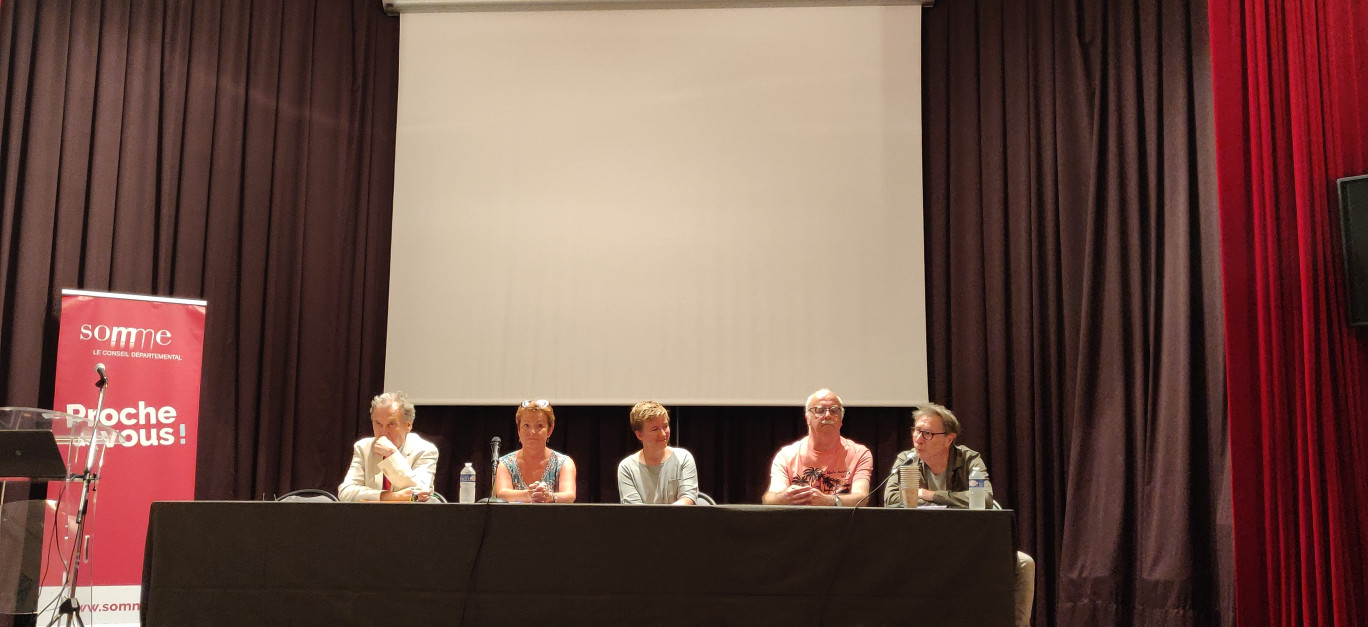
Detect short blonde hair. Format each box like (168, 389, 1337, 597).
(515, 400, 556, 429)
(629, 401, 669, 433)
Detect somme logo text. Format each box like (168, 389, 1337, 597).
(79, 323, 173, 350)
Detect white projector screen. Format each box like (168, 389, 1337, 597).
(386, 5, 928, 406)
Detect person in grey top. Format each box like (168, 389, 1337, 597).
(617, 401, 699, 505)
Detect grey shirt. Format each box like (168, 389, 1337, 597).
(617, 448, 700, 504)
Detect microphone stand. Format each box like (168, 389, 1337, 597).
(485, 437, 506, 503)
(48, 369, 109, 627)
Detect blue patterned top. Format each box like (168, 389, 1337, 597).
(499, 449, 569, 490)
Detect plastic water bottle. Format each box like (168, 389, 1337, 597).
(459, 462, 476, 503)
(968, 466, 988, 510)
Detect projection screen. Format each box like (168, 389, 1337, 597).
(386, 4, 928, 406)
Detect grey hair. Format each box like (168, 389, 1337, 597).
(805, 388, 844, 412)
(913, 402, 959, 436)
(370, 391, 416, 424)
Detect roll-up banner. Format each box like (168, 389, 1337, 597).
(43, 290, 207, 624)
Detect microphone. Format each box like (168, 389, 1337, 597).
(854, 452, 918, 508)
(94, 363, 108, 388)
(484, 436, 507, 503)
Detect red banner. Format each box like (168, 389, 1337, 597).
(45, 290, 206, 621)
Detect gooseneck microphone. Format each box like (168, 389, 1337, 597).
(490, 436, 501, 461)
(94, 363, 108, 388)
(854, 453, 918, 508)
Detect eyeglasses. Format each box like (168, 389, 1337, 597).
(520, 399, 550, 409)
(807, 406, 843, 417)
(913, 429, 946, 440)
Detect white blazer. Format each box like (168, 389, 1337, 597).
(337, 432, 439, 502)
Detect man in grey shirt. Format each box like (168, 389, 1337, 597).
(617, 401, 699, 505)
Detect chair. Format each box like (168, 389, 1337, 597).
(276, 489, 338, 503)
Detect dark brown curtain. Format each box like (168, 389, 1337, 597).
(0, 0, 399, 501)
(922, 1, 1231, 625)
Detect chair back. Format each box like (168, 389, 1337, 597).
(277, 489, 339, 503)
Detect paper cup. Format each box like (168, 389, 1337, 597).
(898, 464, 921, 508)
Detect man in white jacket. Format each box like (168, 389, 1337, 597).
(338, 391, 438, 502)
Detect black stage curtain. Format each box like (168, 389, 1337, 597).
(0, 0, 399, 501)
(922, 1, 1232, 625)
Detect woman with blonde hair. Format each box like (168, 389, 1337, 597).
(493, 399, 577, 503)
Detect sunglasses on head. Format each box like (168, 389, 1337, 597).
(520, 399, 550, 409)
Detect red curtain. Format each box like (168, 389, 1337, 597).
(1209, 0, 1368, 624)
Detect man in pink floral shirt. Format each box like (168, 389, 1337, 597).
(762, 389, 873, 507)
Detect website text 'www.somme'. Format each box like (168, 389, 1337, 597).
(88, 602, 140, 612)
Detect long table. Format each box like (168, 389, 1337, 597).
(141, 502, 1015, 625)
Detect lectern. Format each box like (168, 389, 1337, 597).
(0, 408, 115, 623)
